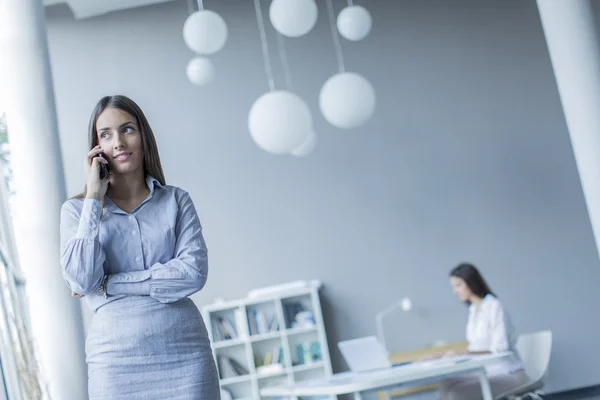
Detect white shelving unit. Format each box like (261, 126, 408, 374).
(202, 285, 335, 400)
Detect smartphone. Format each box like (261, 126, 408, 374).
(97, 152, 110, 180)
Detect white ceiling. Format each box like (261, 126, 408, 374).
(43, 0, 177, 19)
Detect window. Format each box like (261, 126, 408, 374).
(0, 114, 13, 214)
(0, 113, 47, 399)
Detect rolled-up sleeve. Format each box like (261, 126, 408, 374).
(489, 302, 510, 353)
(106, 191, 208, 303)
(60, 199, 106, 295)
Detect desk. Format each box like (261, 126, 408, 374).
(381, 341, 469, 399)
(260, 352, 512, 400)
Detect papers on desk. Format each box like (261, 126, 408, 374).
(412, 352, 515, 371)
(414, 354, 472, 369)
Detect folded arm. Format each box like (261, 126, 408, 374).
(106, 191, 208, 303)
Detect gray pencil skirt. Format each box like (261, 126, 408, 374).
(86, 296, 220, 400)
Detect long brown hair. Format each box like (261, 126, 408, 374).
(450, 263, 495, 305)
(74, 95, 166, 198)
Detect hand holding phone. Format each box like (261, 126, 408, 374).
(85, 146, 109, 200)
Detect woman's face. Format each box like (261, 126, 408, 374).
(450, 276, 473, 302)
(96, 107, 143, 177)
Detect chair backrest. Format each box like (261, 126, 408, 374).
(515, 330, 553, 383)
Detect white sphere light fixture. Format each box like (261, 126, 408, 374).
(337, 5, 372, 41)
(183, 10, 228, 55)
(269, 0, 318, 38)
(319, 72, 376, 129)
(186, 56, 215, 86)
(291, 129, 317, 157)
(401, 297, 412, 312)
(249, 91, 312, 154)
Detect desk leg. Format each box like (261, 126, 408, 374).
(477, 369, 493, 400)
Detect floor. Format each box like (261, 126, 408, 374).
(546, 386, 600, 400)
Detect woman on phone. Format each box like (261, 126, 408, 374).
(439, 263, 529, 400)
(60, 95, 220, 399)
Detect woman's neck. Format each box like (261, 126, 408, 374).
(470, 295, 483, 309)
(107, 169, 147, 200)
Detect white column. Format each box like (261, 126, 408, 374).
(0, 1, 88, 399)
(537, 0, 600, 260)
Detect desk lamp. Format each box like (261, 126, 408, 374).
(375, 297, 412, 352)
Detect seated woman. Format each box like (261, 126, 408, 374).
(439, 263, 529, 400)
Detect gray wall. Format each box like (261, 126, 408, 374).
(45, 0, 600, 394)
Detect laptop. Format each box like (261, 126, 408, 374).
(337, 336, 392, 373)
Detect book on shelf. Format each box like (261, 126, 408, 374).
(247, 308, 279, 335)
(255, 345, 283, 368)
(217, 355, 249, 379)
(212, 317, 236, 341)
(212, 309, 247, 341)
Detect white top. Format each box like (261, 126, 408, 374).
(466, 294, 524, 374)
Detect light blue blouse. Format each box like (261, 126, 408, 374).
(59, 176, 208, 311)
